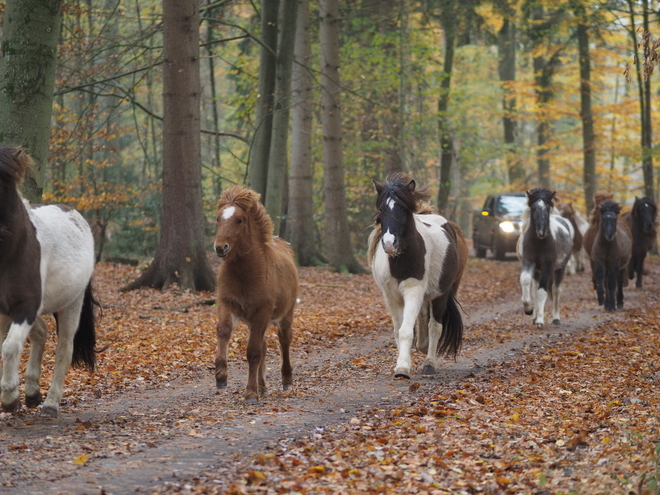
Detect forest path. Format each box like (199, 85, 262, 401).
(0, 254, 631, 494)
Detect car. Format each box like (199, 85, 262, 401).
(472, 192, 527, 260)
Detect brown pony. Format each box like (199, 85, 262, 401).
(214, 185, 299, 404)
(556, 200, 587, 273)
(583, 191, 614, 288)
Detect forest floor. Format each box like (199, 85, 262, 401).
(2, 246, 660, 494)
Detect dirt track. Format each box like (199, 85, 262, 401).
(0, 251, 646, 494)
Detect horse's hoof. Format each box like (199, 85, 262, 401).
(1, 398, 21, 413)
(25, 393, 43, 408)
(421, 364, 436, 375)
(524, 309, 533, 316)
(41, 405, 58, 418)
(552, 319, 561, 326)
(245, 396, 259, 405)
(394, 372, 411, 380)
(282, 383, 292, 392)
(215, 378, 227, 389)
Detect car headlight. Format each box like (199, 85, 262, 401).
(499, 221, 515, 233)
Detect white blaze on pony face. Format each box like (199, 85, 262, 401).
(382, 228, 396, 255)
(222, 206, 236, 220)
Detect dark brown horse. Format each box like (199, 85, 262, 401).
(622, 196, 657, 289)
(214, 186, 299, 404)
(589, 200, 632, 311)
(583, 191, 614, 290)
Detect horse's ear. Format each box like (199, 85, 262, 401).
(373, 180, 385, 194)
(407, 180, 416, 192)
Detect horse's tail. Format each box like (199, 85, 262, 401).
(72, 281, 98, 371)
(437, 292, 463, 360)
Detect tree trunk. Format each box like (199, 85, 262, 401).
(319, 0, 365, 274)
(123, 0, 215, 293)
(0, 0, 62, 202)
(286, 0, 323, 266)
(497, 17, 523, 185)
(531, 6, 553, 188)
(246, 0, 279, 198)
(436, 2, 456, 215)
(573, 2, 597, 213)
(265, 0, 298, 235)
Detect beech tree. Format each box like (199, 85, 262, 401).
(123, 0, 215, 292)
(0, 0, 62, 202)
(286, 0, 323, 266)
(320, 0, 364, 274)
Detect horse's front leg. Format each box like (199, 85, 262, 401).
(616, 266, 626, 310)
(245, 310, 271, 404)
(1, 318, 34, 413)
(25, 317, 48, 408)
(214, 306, 238, 389)
(519, 262, 534, 316)
(393, 282, 425, 379)
(534, 262, 554, 328)
(593, 261, 605, 306)
(635, 253, 646, 290)
(550, 269, 566, 325)
(604, 263, 618, 312)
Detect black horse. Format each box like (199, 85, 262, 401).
(622, 197, 657, 289)
(591, 200, 632, 311)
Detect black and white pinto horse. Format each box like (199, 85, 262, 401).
(517, 188, 574, 327)
(622, 196, 657, 289)
(0, 148, 97, 417)
(368, 174, 465, 379)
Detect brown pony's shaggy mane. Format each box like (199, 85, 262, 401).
(0, 147, 31, 186)
(217, 185, 274, 245)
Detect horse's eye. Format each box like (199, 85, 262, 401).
(236, 218, 243, 224)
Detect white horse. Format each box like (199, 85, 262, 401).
(368, 174, 466, 379)
(518, 188, 574, 327)
(0, 148, 97, 417)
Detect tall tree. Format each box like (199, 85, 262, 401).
(572, 0, 597, 213)
(496, 11, 524, 184)
(319, 0, 365, 274)
(0, 0, 62, 202)
(286, 0, 323, 266)
(265, 0, 298, 234)
(625, 0, 654, 200)
(123, 0, 215, 292)
(436, 0, 457, 214)
(246, 0, 279, 198)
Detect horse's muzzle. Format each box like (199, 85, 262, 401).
(215, 244, 230, 257)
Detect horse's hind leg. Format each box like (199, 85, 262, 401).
(277, 311, 294, 392)
(245, 310, 271, 404)
(42, 302, 83, 417)
(0, 315, 10, 384)
(1, 319, 34, 413)
(258, 336, 268, 397)
(25, 317, 48, 408)
(421, 298, 444, 375)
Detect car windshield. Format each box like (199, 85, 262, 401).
(495, 195, 527, 216)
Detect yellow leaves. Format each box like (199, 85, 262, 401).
(73, 454, 89, 466)
(245, 470, 266, 486)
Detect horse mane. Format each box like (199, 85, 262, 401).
(369, 173, 434, 264)
(375, 172, 431, 214)
(526, 187, 556, 208)
(590, 191, 614, 223)
(599, 199, 621, 216)
(0, 148, 32, 186)
(633, 196, 657, 217)
(217, 185, 274, 244)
